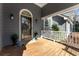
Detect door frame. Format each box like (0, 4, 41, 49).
(19, 9, 33, 42)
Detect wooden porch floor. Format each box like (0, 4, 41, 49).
(23, 38, 79, 56)
(0, 38, 79, 56)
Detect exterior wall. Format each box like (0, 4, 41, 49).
(0, 4, 3, 50)
(2, 3, 41, 47)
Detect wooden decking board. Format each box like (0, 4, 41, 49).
(0, 37, 79, 56)
(23, 38, 79, 56)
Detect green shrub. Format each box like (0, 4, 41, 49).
(52, 24, 59, 31)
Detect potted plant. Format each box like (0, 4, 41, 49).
(11, 33, 18, 46)
(33, 32, 38, 39)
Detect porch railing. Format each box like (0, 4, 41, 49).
(41, 30, 67, 42)
(66, 32, 79, 49)
(41, 30, 79, 49)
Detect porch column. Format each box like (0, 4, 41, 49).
(43, 19, 45, 30)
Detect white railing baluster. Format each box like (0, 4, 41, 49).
(41, 30, 67, 42)
(41, 30, 79, 48)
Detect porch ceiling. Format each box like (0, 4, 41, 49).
(62, 8, 79, 22)
(34, 3, 47, 8)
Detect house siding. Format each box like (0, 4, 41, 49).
(0, 4, 3, 50)
(2, 3, 42, 47)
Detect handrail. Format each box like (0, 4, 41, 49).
(41, 30, 79, 49)
(41, 30, 67, 42)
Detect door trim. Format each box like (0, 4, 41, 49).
(19, 9, 33, 42)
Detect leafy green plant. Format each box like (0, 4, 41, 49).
(52, 24, 59, 31)
(11, 33, 18, 46)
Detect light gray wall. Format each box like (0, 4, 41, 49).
(0, 4, 3, 50)
(42, 3, 78, 17)
(2, 3, 42, 47)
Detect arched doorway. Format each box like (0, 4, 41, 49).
(19, 9, 33, 44)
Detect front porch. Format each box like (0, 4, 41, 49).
(23, 38, 79, 56)
(0, 3, 79, 56)
(0, 38, 79, 56)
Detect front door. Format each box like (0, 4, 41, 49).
(21, 15, 32, 43)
